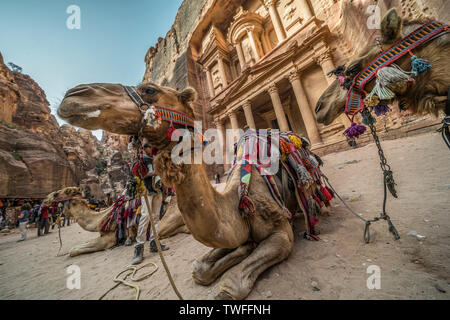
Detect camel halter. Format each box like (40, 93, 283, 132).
(122, 85, 195, 139)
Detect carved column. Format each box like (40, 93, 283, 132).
(242, 100, 256, 129)
(246, 27, 262, 61)
(289, 71, 323, 145)
(217, 57, 228, 87)
(235, 42, 247, 71)
(264, 0, 286, 42)
(297, 0, 314, 20)
(204, 67, 215, 98)
(268, 84, 290, 131)
(228, 110, 239, 130)
(215, 118, 228, 171)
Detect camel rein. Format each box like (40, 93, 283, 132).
(123, 84, 184, 300)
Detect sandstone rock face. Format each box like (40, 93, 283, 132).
(0, 51, 130, 199)
(99, 132, 132, 199)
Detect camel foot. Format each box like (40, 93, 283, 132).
(217, 229, 293, 300)
(193, 243, 254, 286)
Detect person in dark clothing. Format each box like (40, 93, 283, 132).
(37, 203, 50, 236)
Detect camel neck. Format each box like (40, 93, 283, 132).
(68, 202, 112, 232)
(155, 148, 249, 248)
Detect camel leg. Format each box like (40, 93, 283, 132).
(192, 243, 255, 286)
(69, 232, 116, 257)
(216, 229, 293, 300)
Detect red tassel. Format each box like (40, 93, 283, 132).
(313, 194, 323, 207)
(320, 185, 333, 202)
(167, 125, 176, 140)
(239, 195, 256, 217)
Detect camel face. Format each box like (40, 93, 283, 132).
(58, 82, 197, 146)
(43, 187, 82, 206)
(315, 79, 347, 125)
(58, 83, 141, 134)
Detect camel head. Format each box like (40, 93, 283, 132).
(58, 82, 197, 148)
(43, 187, 84, 216)
(316, 8, 408, 125)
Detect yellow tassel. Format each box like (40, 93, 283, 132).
(288, 135, 302, 150)
(136, 206, 142, 215)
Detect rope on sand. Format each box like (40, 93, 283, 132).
(99, 262, 158, 300)
(143, 191, 184, 300)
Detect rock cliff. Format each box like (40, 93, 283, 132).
(0, 51, 130, 199)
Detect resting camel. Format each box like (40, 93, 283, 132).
(44, 187, 183, 256)
(316, 9, 450, 126)
(56, 81, 328, 299)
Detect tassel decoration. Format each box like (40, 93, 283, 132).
(167, 125, 177, 140)
(362, 111, 376, 125)
(344, 122, 366, 139)
(411, 55, 432, 76)
(308, 197, 322, 218)
(320, 185, 333, 202)
(373, 104, 391, 116)
(325, 186, 334, 198)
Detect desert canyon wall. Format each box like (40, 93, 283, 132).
(0, 52, 130, 199)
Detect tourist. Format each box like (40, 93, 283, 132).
(215, 172, 220, 184)
(17, 203, 31, 242)
(0, 211, 6, 230)
(37, 202, 49, 236)
(131, 142, 169, 265)
(50, 202, 59, 229)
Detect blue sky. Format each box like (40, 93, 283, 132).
(0, 0, 183, 138)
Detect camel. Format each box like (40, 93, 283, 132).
(43, 187, 183, 256)
(57, 81, 327, 300)
(315, 9, 450, 126)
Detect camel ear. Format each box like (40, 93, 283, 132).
(380, 8, 402, 43)
(178, 87, 197, 104)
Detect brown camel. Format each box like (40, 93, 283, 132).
(315, 9, 450, 126)
(44, 187, 182, 256)
(57, 82, 326, 300)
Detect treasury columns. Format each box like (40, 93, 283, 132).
(242, 100, 256, 130)
(264, 0, 286, 43)
(289, 71, 323, 145)
(268, 84, 290, 131)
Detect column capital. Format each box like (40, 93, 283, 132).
(267, 83, 279, 95)
(226, 109, 237, 118)
(288, 70, 300, 83)
(214, 117, 223, 126)
(313, 49, 334, 66)
(242, 100, 252, 109)
(263, 0, 276, 8)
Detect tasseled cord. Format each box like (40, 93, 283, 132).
(344, 122, 366, 139)
(373, 104, 391, 116)
(239, 195, 256, 217)
(411, 55, 432, 77)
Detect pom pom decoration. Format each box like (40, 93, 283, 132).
(344, 122, 367, 139)
(411, 55, 432, 76)
(373, 104, 391, 116)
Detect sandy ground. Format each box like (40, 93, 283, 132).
(0, 130, 449, 300)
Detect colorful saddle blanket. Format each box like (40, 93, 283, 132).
(228, 130, 334, 239)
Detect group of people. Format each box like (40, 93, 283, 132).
(0, 198, 72, 242)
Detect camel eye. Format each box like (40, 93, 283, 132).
(145, 88, 157, 95)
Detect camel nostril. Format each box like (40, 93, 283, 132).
(315, 101, 323, 114)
